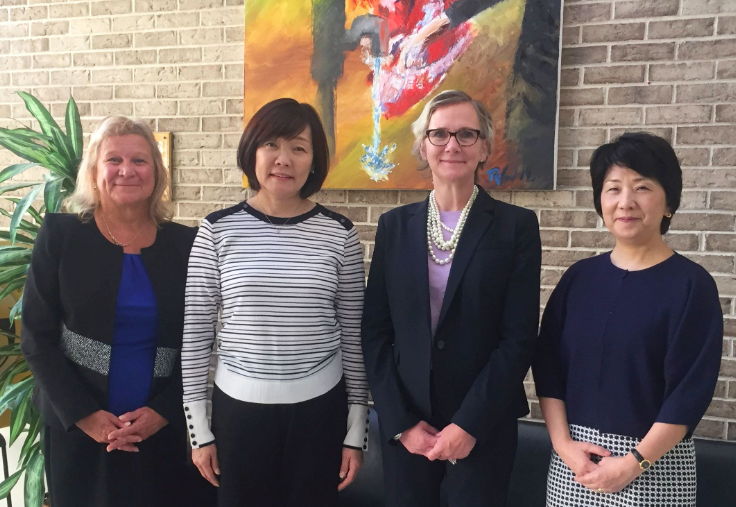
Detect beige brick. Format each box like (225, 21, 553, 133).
(134, 0, 177, 12)
(570, 230, 616, 248)
(202, 45, 243, 63)
(564, 3, 611, 24)
(224, 167, 245, 184)
(649, 18, 715, 39)
(677, 82, 736, 103)
(48, 35, 90, 51)
(155, 12, 199, 28)
(224, 64, 243, 81)
(91, 0, 131, 16)
(72, 85, 113, 100)
(115, 84, 155, 99)
(9, 5, 48, 22)
(678, 126, 736, 145)
(584, 65, 645, 85)
(68, 18, 111, 35)
(133, 65, 177, 82)
(90, 68, 132, 84)
(324, 206, 368, 223)
(225, 26, 244, 43)
(580, 107, 643, 126)
(159, 117, 200, 132)
(178, 202, 223, 218)
(72, 51, 113, 67)
(679, 39, 736, 60)
(540, 210, 598, 228)
(135, 30, 176, 47)
(562, 26, 580, 45)
(134, 101, 177, 116)
(178, 64, 222, 81)
(159, 48, 202, 64)
(610, 126, 673, 141)
(682, 0, 736, 15)
(0, 55, 31, 70)
(91, 102, 134, 116)
(714, 148, 736, 166)
(609, 85, 672, 105)
(202, 116, 243, 132)
(180, 27, 224, 46)
(560, 68, 580, 87)
(558, 128, 607, 147)
(717, 60, 736, 79)
(178, 168, 223, 184)
(226, 99, 243, 114)
(0, 23, 29, 37)
(719, 16, 736, 35)
(711, 192, 736, 211)
(179, 0, 225, 10)
(200, 7, 242, 26)
(12, 71, 49, 87)
(557, 168, 594, 187)
(202, 186, 245, 201)
(399, 191, 430, 204)
(31, 20, 69, 36)
(173, 133, 222, 149)
(352, 224, 376, 242)
(203, 81, 243, 97)
(561, 46, 608, 66)
(705, 399, 736, 419)
(677, 147, 710, 166)
(172, 185, 202, 201)
(370, 206, 397, 223)
(664, 233, 700, 251)
(611, 42, 675, 62)
(226, 0, 244, 5)
(542, 249, 596, 267)
(91, 34, 132, 50)
(514, 191, 575, 208)
(157, 83, 201, 99)
(722, 357, 736, 377)
(558, 109, 575, 127)
(614, 0, 679, 19)
(581, 22, 645, 43)
(649, 62, 715, 82)
(575, 147, 595, 167)
(202, 150, 236, 167)
(348, 190, 399, 205)
(716, 104, 736, 123)
(115, 49, 157, 65)
(679, 191, 708, 210)
(49, 69, 90, 85)
(33, 53, 72, 68)
(685, 254, 735, 273)
(540, 230, 569, 248)
(10, 38, 49, 53)
(112, 14, 155, 32)
(172, 150, 201, 168)
(671, 212, 734, 231)
(560, 88, 605, 106)
(179, 99, 223, 115)
(694, 419, 725, 438)
(684, 169, 736, 188)
(557, 149, 575, 167)
(646, 105, 712, 124)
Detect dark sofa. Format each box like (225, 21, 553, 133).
(339, 411, 736, 507)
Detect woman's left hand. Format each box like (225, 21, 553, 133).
(574, 455, 643, 493)
(106, 407, 168, 452)
(337, 447, 363, 491)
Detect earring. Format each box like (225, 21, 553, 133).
(665, 213, 672, 218)
(310, 169, 315, 174)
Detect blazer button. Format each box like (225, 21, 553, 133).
(436, 340, 445, 350)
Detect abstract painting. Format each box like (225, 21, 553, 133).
(244, 0, 562, 190)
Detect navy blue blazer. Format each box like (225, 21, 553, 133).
(361, 188, 541, 445)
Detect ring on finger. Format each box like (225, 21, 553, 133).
(449, 459, 457, 465)
(597, 488, 603, 493)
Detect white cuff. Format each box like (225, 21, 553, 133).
(344, 404, 370, 450)
(183, 399, 215, 449)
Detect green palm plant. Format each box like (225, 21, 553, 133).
(0, 91, 83, 507)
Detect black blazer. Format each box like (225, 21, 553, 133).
(22, 213, 197, 432)
(361, 188, 541, 445)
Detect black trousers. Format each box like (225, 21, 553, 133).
(211, 381, 348, 507)
(379, 412, 518, 507)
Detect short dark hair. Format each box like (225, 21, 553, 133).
(589, 132, 682, 234)
(237, 98, 329, 199)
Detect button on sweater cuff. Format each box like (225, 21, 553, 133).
(183, 400, 215, 449)
(344, 404, 370, 451)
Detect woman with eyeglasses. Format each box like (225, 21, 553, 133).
(361, 90, 541, 507)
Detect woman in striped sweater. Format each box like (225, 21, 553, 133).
(182, 98, 370, 507)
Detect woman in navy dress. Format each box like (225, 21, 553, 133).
(22, 117, 212, 507)
(533, 132, 722, 507)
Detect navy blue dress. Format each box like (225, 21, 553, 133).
(533, 252, 722, 506)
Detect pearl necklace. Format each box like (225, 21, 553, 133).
(427, 186, 478, 265)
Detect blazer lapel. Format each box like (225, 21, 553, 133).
(408, 198, 432, 342)
(436, 189, 496, 330)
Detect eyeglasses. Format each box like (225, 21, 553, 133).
(425, 128, 483, 147)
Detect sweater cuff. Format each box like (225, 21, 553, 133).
(343, 404, 370, 451)
(183, 399, 215, 449)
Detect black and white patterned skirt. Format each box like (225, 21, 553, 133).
(546, 424, 696, 507)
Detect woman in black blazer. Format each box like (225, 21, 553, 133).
(22, 117, 210, 507)
(361, 90, 541, 507)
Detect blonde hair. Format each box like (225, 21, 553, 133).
(67, 116, 172, 224)
(411, 90, 494, 173)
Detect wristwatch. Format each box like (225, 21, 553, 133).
(630, 448, 652, 471)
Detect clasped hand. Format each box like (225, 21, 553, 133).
(399, 421, 476, 463)
(75, 408, 167, 452)
(556, 439, 641, 493)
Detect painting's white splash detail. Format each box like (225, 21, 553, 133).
(361, 57, 397, 182)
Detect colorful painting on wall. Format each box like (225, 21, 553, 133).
(244, 0, 562, 190)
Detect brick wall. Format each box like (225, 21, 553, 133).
(0, 0, 735, 440)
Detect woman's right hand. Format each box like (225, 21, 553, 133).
(76, 410, 126, 444)
(555, 439, 611, 477)
(192, 445, 220, 487)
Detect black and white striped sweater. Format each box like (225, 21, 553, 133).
(181, 202, 370, 449)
